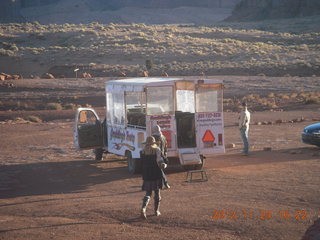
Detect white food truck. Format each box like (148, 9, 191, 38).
(74, 77, 225, 173)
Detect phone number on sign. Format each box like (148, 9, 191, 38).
(210, 210, 308, 220)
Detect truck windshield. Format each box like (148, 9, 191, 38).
(146, 86, 173, 115)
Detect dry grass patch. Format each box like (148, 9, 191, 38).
(25, 115, 43, 123)
(0, 19, 320, 76)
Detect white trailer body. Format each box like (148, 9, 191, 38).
(74, 77, 225, 173)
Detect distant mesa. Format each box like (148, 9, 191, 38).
(0, 0, 240, 24)
(227, 0, 320, 22)
(1, 0, 319, 24)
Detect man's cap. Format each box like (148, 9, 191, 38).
(152, 125, 161, 135)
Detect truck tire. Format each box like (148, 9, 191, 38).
(94, 148, 103, 161)
(126, 151, 141, 174)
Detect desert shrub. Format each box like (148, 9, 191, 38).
(290, 93, 298, 98)
(244, 94, 260, 101)
(0, 100, 19, 110)
(25, 115, 42, 123)
(84, 30, 99, 36)
(267, 93, 275, 98)
(267, 102, 278, 109)
(0, 48, 15, 56)
(278, 93, 290, 100)
(257, 73, 266, 76)
(64, 103, 77, 110)
(223, 98, 233, 103)
(14, 117, 25, 122)
(304, 97, 320, 104)
(298, 92, 308, 98)
(145, 59, 153, 71)
(0, 42, 19, 51)
(28, 33, 46, 40)
(46, 103, 63, 110)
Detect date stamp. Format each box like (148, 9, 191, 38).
(210, 210, 309, 221)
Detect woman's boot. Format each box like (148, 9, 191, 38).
(154, 193, 161, 216)
(141, 196, 150, 220)
(154, 200, 161, 216)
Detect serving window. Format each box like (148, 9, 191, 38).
(125, 91, 146, 128)
(106, 91, 125, 125)
(196, 85, 222, 113)
(146, 86, 174, 115)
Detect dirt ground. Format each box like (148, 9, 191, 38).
(0, 77, 319, 240)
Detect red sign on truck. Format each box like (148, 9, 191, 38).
(202, 130, 215, 143)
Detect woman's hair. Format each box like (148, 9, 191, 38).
(143, 144, 157, 155)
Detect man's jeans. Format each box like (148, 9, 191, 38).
(240, 128, 249, 154)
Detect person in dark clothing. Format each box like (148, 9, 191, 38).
(152, 125, 170, 189)
(140, 136, 167, 220)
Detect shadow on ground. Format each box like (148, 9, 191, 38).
(0, 159, 135, 199)
(205, 147, 319, 170)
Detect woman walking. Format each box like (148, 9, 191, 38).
(140, 136, 167, 220)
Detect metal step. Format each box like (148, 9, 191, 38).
(186, 170, 208, 182)
(178, 148, 201, 165)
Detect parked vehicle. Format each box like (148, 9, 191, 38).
(301, 123, 320, 147)
(74, 77, 225, 173)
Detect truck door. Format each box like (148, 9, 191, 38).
(174, 81, 202, 166)
(195, 84, 225, 155)
(74, 108, 103, 149)
(175, 89, 196, 148)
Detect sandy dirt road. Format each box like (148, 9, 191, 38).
(0, 108, 319, 240)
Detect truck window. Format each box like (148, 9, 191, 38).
(126, 92, 146, 128)
(78, 110, 98, 125)
(176, 90, 195, 113)
(146, 86, 173, 115)
(196, 86, 222, 113)
(107, 92, 125, 125)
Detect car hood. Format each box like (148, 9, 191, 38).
(304, 123, 320, 132)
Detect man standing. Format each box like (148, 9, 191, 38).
(239, 102, 251, 155)
(152, 125, 170, 189)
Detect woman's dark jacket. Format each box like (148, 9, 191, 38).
(141, 151, 162, 181)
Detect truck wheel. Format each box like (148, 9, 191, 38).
(94, 148, 103, 161)
(126, 151, 141, 174)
